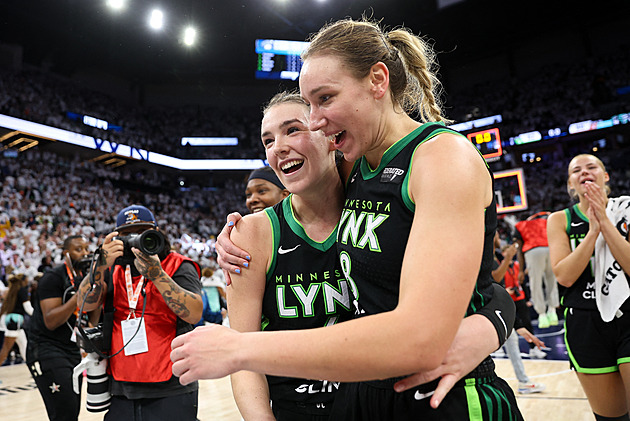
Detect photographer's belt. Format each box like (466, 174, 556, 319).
(121, 265, 149, 356)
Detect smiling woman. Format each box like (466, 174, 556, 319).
(547, 154, 630, 420)
(244, 166, 289, 214)
(172, 17, 522, 421)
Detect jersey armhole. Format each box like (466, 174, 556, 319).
(264, 207, 280, 280)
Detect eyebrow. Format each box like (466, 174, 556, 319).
(261, 118, 303, 138)
(306, 85, 326, 99)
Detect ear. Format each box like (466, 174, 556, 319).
(604, 171, 610, 184)
(369, 62, 390, 100)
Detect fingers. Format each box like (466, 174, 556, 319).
(104, 231, 119, 243)
(393, 370, 440, 393)
(430, 373, 458, 409)
(223, 269, 233, 287)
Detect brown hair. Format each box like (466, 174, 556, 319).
(0, 274, 26, 316)
(566, 154, 610, 199)
(262, 89, 307, 117)
(201, 267, 214, 278)
(302, 18, 449, 124)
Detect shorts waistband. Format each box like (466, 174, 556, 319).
(364, 356, 497, 393)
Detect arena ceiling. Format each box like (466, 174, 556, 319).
(2, 0, 626, 89)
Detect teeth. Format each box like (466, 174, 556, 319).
(281, 160, 303, 171)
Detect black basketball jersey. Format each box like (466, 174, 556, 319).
(337, 122, 496, 317)
(561, 203, 630, 311)
(560, 204, 597, 309)
(262, 196, 354, 411)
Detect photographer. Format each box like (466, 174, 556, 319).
(77, 205, 202, 421)
(26, 235, 90, 421)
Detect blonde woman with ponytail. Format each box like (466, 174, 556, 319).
(172, 18, 522, 420)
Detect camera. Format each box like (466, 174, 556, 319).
(73, 353, 111, 413)
(74, 254, 94, 276)
(116, 229, 166, 261)
(77, 324, 107, 355)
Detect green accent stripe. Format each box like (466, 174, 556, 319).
(400, 124, 471, 211)
(264, 207, 280, 280)
(282, 195, 338, 251)
(573, 204, 589, 223)
(465, 378, 483, 420)
(564, 308, 619, 374)
(563, 208, 571, 233)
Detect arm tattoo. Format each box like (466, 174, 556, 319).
(98, 249, 108, 267)
(153, 271, 196, 320)
(137, 254, 199, 320)
(85, 278, 103, 305)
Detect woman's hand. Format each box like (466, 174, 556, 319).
(215, 212, 248, 285)
(171, 324, 241, 385)
(584, 181, 607, 225)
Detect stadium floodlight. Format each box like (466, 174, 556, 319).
(106, 0, 126, 11)
(183, 26, 197, 46)
(149, 9, 164, 30)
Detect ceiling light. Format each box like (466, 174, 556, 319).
(106, 0, 126, 11)
(183, 27, 197, 46)
(149, 9, 164, 30)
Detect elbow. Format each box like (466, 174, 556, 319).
(184, 299, 203, 325)
(552, 268, 573, 288)
(555, 276, 573, 288)
(43, 317, 60, 332)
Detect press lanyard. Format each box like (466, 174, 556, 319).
(64, 262, 76, 288)
(125, 265, 144, 319)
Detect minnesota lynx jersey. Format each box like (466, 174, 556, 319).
(336, 122, 496, 317)
(262, 196, 354, 412)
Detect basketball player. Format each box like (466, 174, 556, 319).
(172, 18, 522, 420)
(548, 154, 630, 420)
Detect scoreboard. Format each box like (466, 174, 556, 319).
(466, 127, 502, 160)
(255, 39, 309, 81)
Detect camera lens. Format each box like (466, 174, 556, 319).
(139, 230, 164, 254)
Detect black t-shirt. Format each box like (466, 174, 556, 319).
(26, 264, 81, 362)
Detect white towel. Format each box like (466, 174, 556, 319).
(595, 196, 630, 322)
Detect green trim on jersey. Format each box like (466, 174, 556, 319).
(401, 124, 471, 212)
(358, 123, 434, 179)
(563, 308, 619, 374)
(564, 204, 589, 233)
(264, 206, 281, 279)
(282, 195, 338, 252)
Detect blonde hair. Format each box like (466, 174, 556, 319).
(302, 18, 448, 124)
(566, 154, 610, 199)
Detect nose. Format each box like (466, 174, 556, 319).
(272, 135, 290, 158)
(309, 107, 325, 132)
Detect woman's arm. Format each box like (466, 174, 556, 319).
(228, 212, 275, 420)
(171, 134, 493, 384)
(547, 210, 597, 287)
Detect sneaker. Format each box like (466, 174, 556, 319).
(547, 309, 559, 326)
(518, 381, 545, 394)
(537, 313, 550, 329)
(529, 347, 547, 359)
